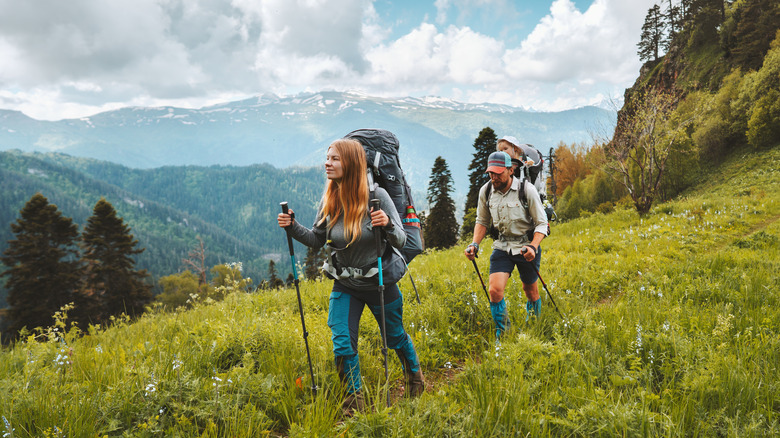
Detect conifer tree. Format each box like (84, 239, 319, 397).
(81, 198, 151, 323)
(663, 0, 682, 50)
(1, 193, 83, 339)
(182, 236, 207, 294)
(303, 246, 325, 280)
(462, 127, 497, 235)
(424, 157, 459, 249)
(638, 4, 664, 62)
(267, 260, 283, 289)
(727, 0, 780, 71)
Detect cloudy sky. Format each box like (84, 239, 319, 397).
(0, 0, 656, 121)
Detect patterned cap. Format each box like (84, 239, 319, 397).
(485, 151, 512, 173)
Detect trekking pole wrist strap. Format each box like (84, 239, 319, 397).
(468, 242, 479, 253)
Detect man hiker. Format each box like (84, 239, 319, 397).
(464, 150, 549, 341)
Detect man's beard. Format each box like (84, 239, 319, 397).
(491, 178, 509, 192)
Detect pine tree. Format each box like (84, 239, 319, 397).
(424, 157, 459, 249)
(303, 246, 325, 280)
(663, 0, 682, 50)
(462, 127, 497, 235)
(687, 0, 725, 48)
(81, 198, 151, 323)
(182, 236, 207, 294)
(1, 193, 83, 339)
(728, 0, 780, 71)
(268, 260, 283, 289)
(638, 4, 664, 62)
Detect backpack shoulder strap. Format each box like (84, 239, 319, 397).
(518, 176, 529, 209)
(483, 181, 493, 209)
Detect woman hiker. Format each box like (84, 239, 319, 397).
(277, 138, 424, 414)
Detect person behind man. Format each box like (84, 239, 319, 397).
(497, 135, 533, 175)
(463, 150, 549, 341)
(278, 138, 424, 415)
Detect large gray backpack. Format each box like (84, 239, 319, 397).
(515, 143, 547, 201)
(344, 129, 424, 264)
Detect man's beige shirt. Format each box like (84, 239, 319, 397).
(475, 176, 549, 256)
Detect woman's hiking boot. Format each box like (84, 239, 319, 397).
(341, 391, 365, 417)
(405, 368, 425, 398)
(399, 355, 425, 397)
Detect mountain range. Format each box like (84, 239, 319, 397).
(0, 91, 616, 194)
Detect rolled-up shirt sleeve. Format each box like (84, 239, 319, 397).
(475, 183, 492, 229)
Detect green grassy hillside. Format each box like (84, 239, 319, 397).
(0, 146, 777, 436)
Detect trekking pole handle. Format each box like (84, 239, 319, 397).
(280, 202, 295, 257)
(370, 199, 382, 258)
(520, 246, 536, 257)
(280, 202, 296, 219)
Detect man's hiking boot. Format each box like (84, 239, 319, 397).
(341, 391, 365, 417)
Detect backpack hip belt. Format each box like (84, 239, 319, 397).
(323, 241, 394, 280)
(498, 234, 529, 243)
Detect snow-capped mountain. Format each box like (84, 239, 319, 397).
(0, 91, 615, 193)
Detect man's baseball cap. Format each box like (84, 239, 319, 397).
(486, 151, 512, 173)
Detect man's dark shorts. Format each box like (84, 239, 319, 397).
(489, 247, 542, 285)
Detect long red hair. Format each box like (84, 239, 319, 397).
(317, 139, 369, 245)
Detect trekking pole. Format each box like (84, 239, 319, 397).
(280, 202, 317, 394)
(370, 199, 390, 407)
(407, 266, 421, 304)
(521, 247, 565, 319)
(470, 251, 499, 342)
(470, 254, 490, 303)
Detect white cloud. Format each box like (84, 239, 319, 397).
(434, 0, 451, 25)
(0, 0, 652, 119)
(504, 0, 649, 84)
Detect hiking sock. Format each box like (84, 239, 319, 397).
(526, 298, 541, 322)
(490, 298, 510, 338)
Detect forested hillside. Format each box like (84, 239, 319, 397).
(550, 0, 780, 219)
(0, 150, 324, 304)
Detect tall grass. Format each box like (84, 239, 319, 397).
(1, 147, 778, 437)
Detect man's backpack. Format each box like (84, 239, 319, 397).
(513, 143, 547, 201)
(344, 129, 424, 264)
